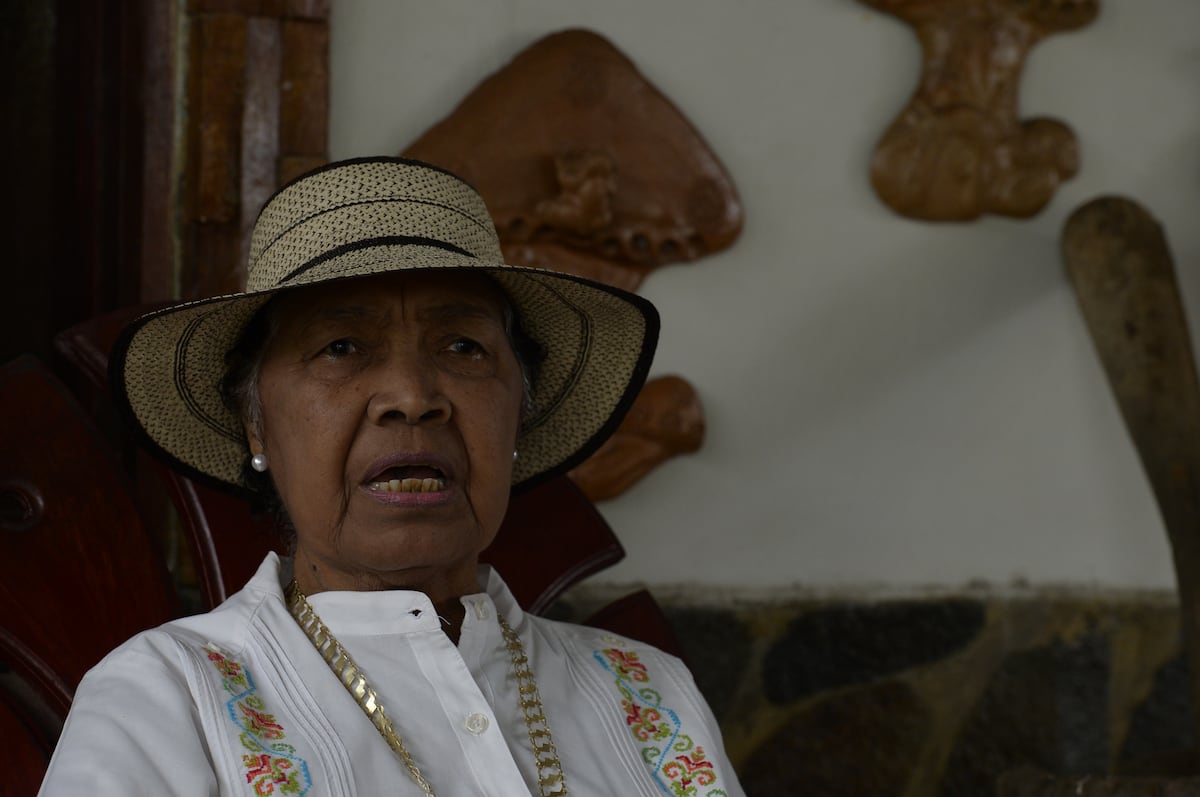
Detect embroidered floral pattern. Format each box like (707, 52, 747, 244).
(604, 648, 649, 682)
(595, 648, 727, 797)
(205, 646, 313, 796)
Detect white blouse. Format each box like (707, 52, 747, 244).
(39, 554, 745, 796)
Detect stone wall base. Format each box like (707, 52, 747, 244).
(554, 586, 1197, 796)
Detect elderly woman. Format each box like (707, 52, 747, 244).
(39, 158, 744, 796)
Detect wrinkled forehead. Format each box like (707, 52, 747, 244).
(267, 270, 513, 330)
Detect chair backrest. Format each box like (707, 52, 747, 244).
(0, 355, 177, 725)
(0, 686, 53, 797)
(485, 475, 624, 614)
(580, 589, 685, 656)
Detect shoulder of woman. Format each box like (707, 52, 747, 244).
(42, 629, 222, 795)
(76, 575, 275, 693)
(530, 616, 700, 693)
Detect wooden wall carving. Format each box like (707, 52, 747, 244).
(0, 0, 331, 363)
(403, 28, 742, 293)
(402, 28, 742, 500)
(568, 375, 705, 502)
(862, 0, 1098, 221)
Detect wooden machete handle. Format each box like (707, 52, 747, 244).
(1062, 195, 1200, 739)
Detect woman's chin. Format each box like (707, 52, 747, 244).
(349, 524, 489, 572)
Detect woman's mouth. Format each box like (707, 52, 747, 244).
(363, 463, 449, 496)
(368, 476, 447, 493)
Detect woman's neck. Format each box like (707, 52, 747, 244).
(291, 548, 480, 643)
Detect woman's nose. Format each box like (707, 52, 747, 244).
(365, 350, 450, 425)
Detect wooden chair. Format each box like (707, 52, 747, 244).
(0, 689, 53, 797)
(0, 355, 178, 793)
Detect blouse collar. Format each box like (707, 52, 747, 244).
(245, 553, 528, 637)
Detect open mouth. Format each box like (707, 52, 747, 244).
(366, 465, 447, 494)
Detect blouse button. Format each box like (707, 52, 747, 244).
(465, 712, 489, 735)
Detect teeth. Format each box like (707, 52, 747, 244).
(369, 478, 446, 493)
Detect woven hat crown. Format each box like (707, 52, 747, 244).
(247, 159, 506, 292)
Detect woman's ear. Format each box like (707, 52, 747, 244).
(243, 416, 271, 475)
(242, 415, 264, 455)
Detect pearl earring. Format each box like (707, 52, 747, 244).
(251, 453, 269, 473)
(512, 450, 519, 462)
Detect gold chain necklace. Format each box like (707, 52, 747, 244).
(285, 581, 568, 796)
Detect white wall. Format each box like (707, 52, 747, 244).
(329, 1, 1200, 592)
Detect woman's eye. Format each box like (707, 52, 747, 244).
(321, 339, 357, 358)
(447, 337, 486, 358)
(437, 334, 498, 377)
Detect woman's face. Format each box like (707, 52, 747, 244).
(247, 271, 525, 597)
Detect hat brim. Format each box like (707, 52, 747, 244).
(110, 246, 659, 498)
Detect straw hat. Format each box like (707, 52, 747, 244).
(110, 157, 659, 495)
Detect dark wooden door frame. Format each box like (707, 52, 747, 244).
(1, 0, 329, 369)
